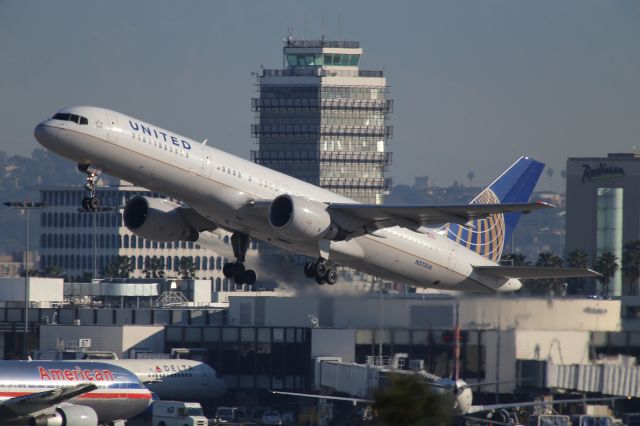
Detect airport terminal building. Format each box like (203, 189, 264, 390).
(566, 153, 640, 296)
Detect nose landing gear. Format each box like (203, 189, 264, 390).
(222, 232, 257, 286)
(78, 164, 102, 211)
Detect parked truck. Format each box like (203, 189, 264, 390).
(152, 401, 208, 426)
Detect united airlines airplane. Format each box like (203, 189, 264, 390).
(0, 360, 152, 425)
(34, 106, 597, 291)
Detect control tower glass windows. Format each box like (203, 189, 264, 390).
(285, 54, 360, 67)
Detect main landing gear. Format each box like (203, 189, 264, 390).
(304, 258, 338, 285)
(223, 232, 257, 286)
(78, 164, 102, 211)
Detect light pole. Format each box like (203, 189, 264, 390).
(78, 205, 115, 281)
(3, 201, 47, 358)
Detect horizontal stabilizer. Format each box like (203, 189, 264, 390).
(473, 266, 601, 280)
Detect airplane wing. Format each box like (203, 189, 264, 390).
(0, 382, 98, 417)
(327, 201, 552, 229)
(466, 396, 626, 414)
(250, 199, 552, 232)
(270, 390, 373, 406)
(473, 266, 601, 280)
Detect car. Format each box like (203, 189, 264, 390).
(261, 410, 283, 425)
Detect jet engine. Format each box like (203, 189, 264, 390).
(268, 194, 347, 241)
(31, 405, 99, 426)
(123, 196, 198, 242)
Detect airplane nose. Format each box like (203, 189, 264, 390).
(34, 123, 58, 146)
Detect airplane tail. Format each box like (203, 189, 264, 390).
(445, 156, 545, 261)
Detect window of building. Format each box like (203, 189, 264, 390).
(123, 235, 129, 249)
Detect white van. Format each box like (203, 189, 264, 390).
(152, 401, 208, 426)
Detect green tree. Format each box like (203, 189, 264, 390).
(373, 373, 451, 426)
(594, 251, 619, 297)
(566, 249, 589, 293)
(143, 256, 165, 279)
(43, 265, 64, 278)
(530, 251, 564, 295)
(103, 256, 133, 278)
(178, 256, 195, 279)
(622, 241, 640, 295)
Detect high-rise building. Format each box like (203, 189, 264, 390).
(251, 38, 393, 204)
(37, 184, 255, 290)
(566, 153, 640, 296)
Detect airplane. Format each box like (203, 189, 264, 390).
(271, 372, 625, 420)
(34, 106, 599, 291)
(86, 358, 227, 401)
(0, 360, 152, 425)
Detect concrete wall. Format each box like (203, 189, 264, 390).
(311, 329, 356, 363)
(228, 295, 620, 332)
(515, 330, 591, 365)
(39, 325, 164, 358)
(0, 278, 63, 304)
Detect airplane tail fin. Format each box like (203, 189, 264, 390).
(445, 156, 545, 261)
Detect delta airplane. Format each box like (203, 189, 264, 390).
(90, 358, 227, 401)
(0, 360, 152, 425)
(34, 106, 598, 290)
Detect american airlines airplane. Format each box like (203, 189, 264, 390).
(92, 359, 227, 401)
(34, 106, 597, 291)
(0, 360, 152, 425)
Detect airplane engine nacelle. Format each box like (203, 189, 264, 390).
(123, 196, 198, 242)
(31, 405, 99, 426)
(268, 194, 346, 241)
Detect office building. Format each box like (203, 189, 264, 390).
(566, 153, 640, 296)
(37, 184, 255, 290)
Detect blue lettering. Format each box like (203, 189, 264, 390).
(170, 136, 180, 147)
(129, 121, 139, 131)
(181, 140, 192, 150)
(159, 131, 168, 142)
(141, 125, 152, 136)
(153, 129, 158, 138)
(415, 259, 432, 270)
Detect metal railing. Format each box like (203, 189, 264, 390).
(251, 124, 393, 138)
(252, 98, 393, 112)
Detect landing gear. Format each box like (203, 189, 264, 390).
(78, 163, 102, 211)
(305, 258, 338, 285)
(222, 232, 257, 287)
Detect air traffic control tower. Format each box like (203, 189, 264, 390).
(251, 38, 393, 204)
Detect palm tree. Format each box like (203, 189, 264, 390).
(178, 256, 195, 279)
(103, 256, 133, 278)
(144, 256, 165, 279)
(531, 251, 563, 295)
(622, 241, 640, 295)
(566, 249, 589, 293)
(594, 251, 619, 297)
(373, 373, 451, 426)
(43, 265, 64, 278)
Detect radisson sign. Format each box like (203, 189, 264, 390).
(582, 163, 625, 183)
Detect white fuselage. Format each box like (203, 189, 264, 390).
(35, 106, 520, 292)
(95, 359, 227, 401)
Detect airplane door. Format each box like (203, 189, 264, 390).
(448, 246, 457, 269)
(105, 112, 119, 144)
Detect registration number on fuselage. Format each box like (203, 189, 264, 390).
(415, 259, 432, 270)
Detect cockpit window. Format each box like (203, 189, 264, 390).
(52, 112, 89, 125)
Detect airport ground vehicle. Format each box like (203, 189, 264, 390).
(261, 410, 283, 425)
(215, 406, 244, 423)
(152, 400, 208, 426)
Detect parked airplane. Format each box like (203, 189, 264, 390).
(93, 358, 227, 401)
(34, 107, 598, 291)
(0, 360, 152, 425)
(272, 373, 624, 419)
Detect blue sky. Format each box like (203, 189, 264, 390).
(0, 0, 638, 191)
